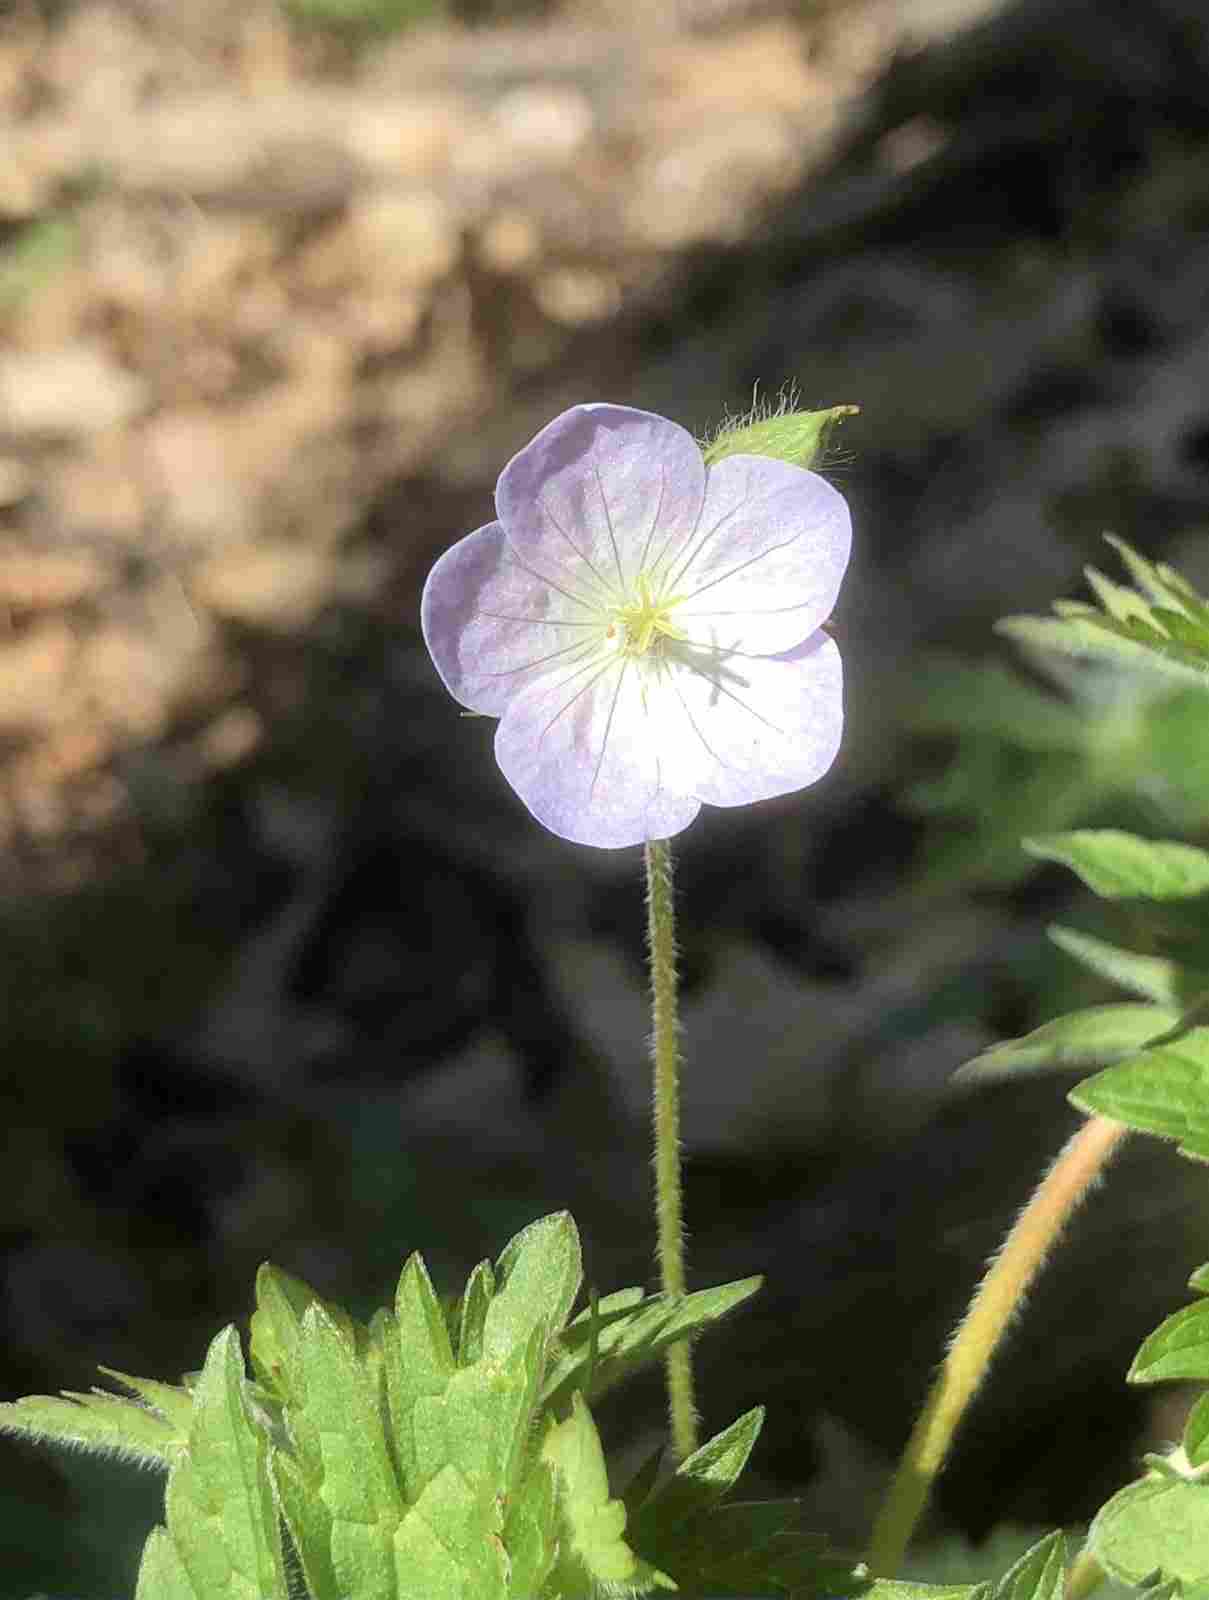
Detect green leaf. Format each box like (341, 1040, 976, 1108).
(629, 1408, 765, 1548)
(392, 1460, 509, 1600)
(410, 1325, 543, 1512)
(385, 1251, 457, 1501)
(995, 613, 1209, 689)
(1084, 565, 1155, 626)
(485, 1210, 583, 1360)
(991, 1532, 1066, 1600)
(540, 1392, 674, 1596)
(249, 1261, 366, 1402)
(1047, 925, 1184, 1004)
(135, 1525, 198, 1600)
(626, 1412, 855, 1598)
(290, 1302, 405, 1598)
(501, 1455, 559, 1598)
(1130, 1300, 1209, 1384)
(904, 655, 1091, 753)
(1071, 1027, 1209, 1161)
(1185, 1393, 1209, 1469)
(956, 1004, 1181, 1082)
(164, 1326, 288, 1600)
(862, 1582, 988, 1600)
(0, 1384, 183, 1470)
(457, 1260, 495, 1367)
(270, 1445, 339, 1600)
(99, 1367, 196, 1435)
(543, 1276, 762, 1412)
(1090, 1474, 1209, 1586)
(1024, 831, 1209, 899)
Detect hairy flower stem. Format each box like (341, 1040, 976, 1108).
(644, 837, 699, 1462)
(868, 1115, 1128, 1577)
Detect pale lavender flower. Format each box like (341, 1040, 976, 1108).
(421, 403, 851, 848)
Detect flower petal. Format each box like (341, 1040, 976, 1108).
(495, 404, 707, 600)
(494, 653, 702, 848)
(653, 630, 843, 807)
(422, 521, 608, 716)
(668, 455, 851, 655)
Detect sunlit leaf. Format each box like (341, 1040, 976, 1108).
(1090, 1474, 1209, 1587)
(1130, 1300, 1209, 1384)
(957, 1004, 1180, 1082)
(1047, 925, 1184, 1005)
(1071, 1028, 1209, 1161)
(1025, 830, 1209, 900)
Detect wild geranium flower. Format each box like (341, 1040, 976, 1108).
(421, 403, 851, 848)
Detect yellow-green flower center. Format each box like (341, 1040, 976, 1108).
(611, 575, 686, 657)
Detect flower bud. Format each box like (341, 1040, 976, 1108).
(702, 401, 858, 472)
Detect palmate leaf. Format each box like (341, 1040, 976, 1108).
(906, 655, 1092, 753)
(1071, 1026, 1209, 1163)
(0, 1376, 188, 1469)
(158, 1326, 288, 1600)
(1024, 831, 1209, 900)
(990, 1532, 1065, 1600)
(134, 1526, 197, 1600)
(1090, 1475, 1209, 1587)
(249, 1261, 368, 1404)
(540, 1392, 674, 1597)
(287, 1302, 405, 1598)
(956, 1003, 1181, 1083)
(627, 1409, 856, 1599)
(863, 1583, 988, 1600)
(543, 1276, 762, 1413)
(997, 536, 1209, 692)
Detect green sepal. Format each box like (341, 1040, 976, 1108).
(160, 1325, 288, 1600)
(1071, 1028, 1209, 1162)
(544, 1276, 762, 1412)
(540, 1392, 675, 1596)
(957, 1004, 1181, 1082)
(702, 402, 858, 472)
(1024, 831, 1209, 900)
(1047, 925, 1187, 1005)
(1129, 1300, 1209, 1384)
(134, 1525, 198, 1600)
(1089, 1473, 1209, 1587)
(990, 1531, 1065, 1600)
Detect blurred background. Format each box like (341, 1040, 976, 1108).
(3, 0, 1209, 1590)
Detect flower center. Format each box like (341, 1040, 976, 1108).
(610, 574, 686, 657)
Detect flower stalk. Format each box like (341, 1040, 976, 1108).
(645, 836, 699, 1461)
(868, 1114, 1128, 1576)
